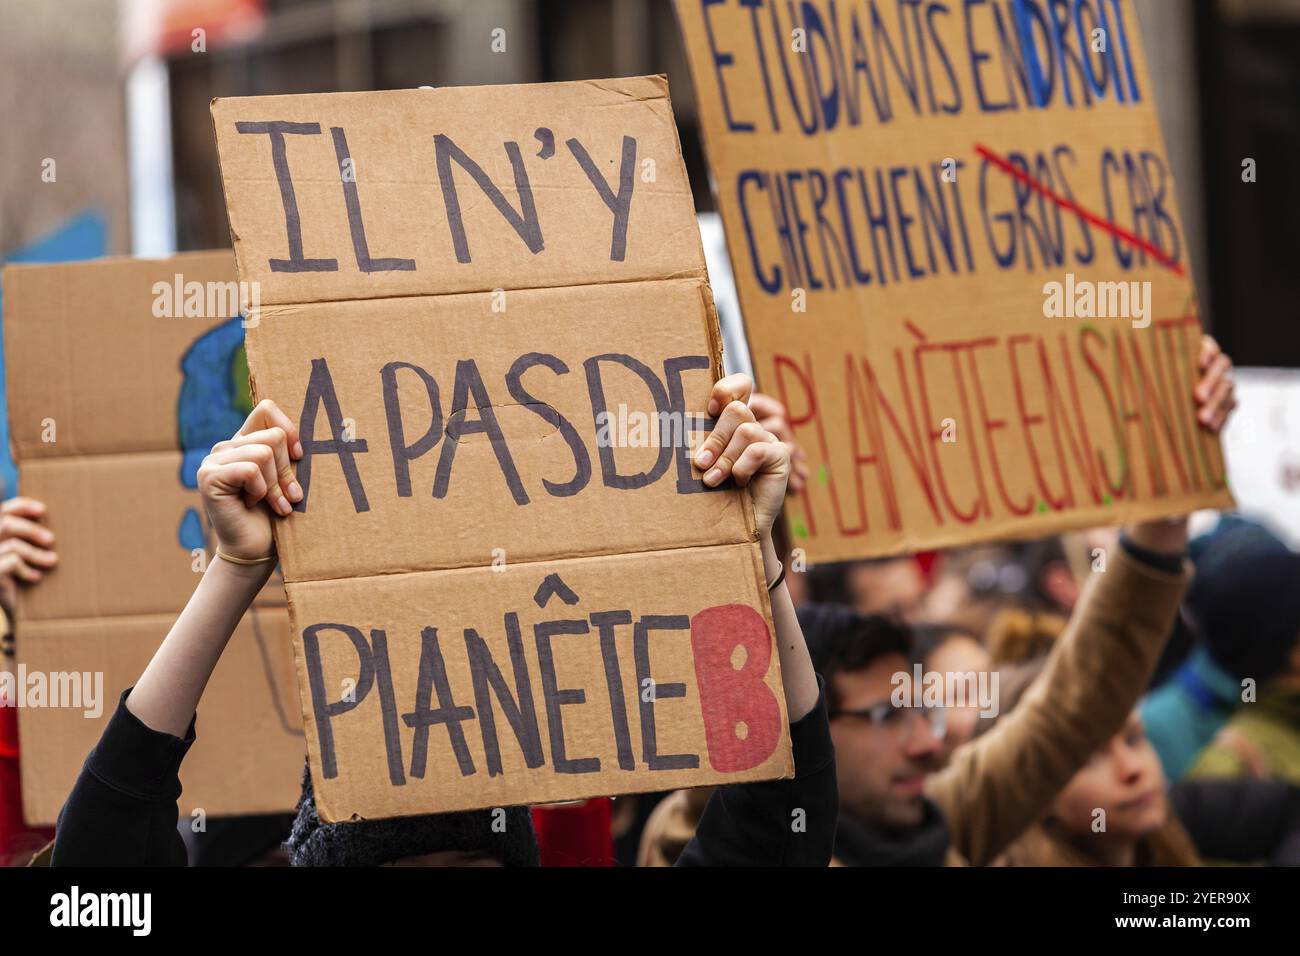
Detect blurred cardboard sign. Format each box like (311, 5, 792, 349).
(2, 252, 303, 825)
(211, 77, 791, 822)
(1220, 368, 1300, 550)
(675, 0, 1233, 562)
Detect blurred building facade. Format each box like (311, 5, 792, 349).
(0, 0, 129, 253)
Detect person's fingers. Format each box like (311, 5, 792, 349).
(0, 538, 58, 569)
(730, 437, 786, 487)
(1198, 334, 1221, 371)
(0, 513, 54, 548)
(749, 391, 788, 422)
(1, 497, 47, 521)
(695, 400, 756, 479)
(705, 420, 774, 487)
(206, 459, 271, 513)
(228, 427, 302, 504)
(1195, 351, 1232, 404)
(204, 445, 287, 514)
(756, 414, 793, 445)
(706, 374, 754, 418)
(239, 399, 303, 460)
(1201, 376, 1236, 431)
(0, 551, 42, 584)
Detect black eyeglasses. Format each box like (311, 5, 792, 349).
(829, 700, 948, 743)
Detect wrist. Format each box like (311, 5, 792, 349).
(210, 550, 277, 589)
(759, 531, 782, 581)
(1123, 516, 1189, 556)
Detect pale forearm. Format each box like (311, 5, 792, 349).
(760, 533, 819, 722)
(125, 555, 273, 737)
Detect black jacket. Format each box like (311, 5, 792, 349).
(677, 677, 837, 866)
(52, 684, 837, 867)
(1171, 778, 1300, 866)
(51, 690, 192, 866)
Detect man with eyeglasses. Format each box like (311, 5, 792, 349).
(798, 513, 1210, 866)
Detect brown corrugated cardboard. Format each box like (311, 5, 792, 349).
(675, 0, 1234, 562)
(211, 77, 792, 821)
(2, 252, 303, 824)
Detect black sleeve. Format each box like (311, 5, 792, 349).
(51, 689, 194, 867)
(675, 677, 837, 867)
(1118, 533, 1187, 574)
(1170, 778, 1300, 866)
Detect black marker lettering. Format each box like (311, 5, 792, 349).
(297, 358, 370, 513)
(330, 126, 416, 273)
(381, 361, 443, 497)
(234, 121, 338, 273)
(434, 134, 543, 263)
(566, 134, 637, 261)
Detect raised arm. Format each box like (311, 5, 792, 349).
(926, 336, 1236, 866)
(676, 374, 836, 867)
(52, 401, 301, 866)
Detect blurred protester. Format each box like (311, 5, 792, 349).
(0, 496, 58, 866)
(846, 558, 928, 619)
(52, 376, 836, 867)
(918, 544, 1024, 638)
(985, 606, 1068, 665)
(804, 555, 929, 620)
(637, 786, 712, 867)
(984, 650, 1300, 866)
(1013, 537, 1079, 614)
(1143, 517, 1300, 780)
(910, 623, 991, 761)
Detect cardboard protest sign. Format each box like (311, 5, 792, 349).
(210, 76, 791, 821)
(1219, 368, 1300, 550)
(2, 252, 304, 824)
(675, 0, 1234, 561)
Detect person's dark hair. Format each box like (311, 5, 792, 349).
(1012, 536, 1071, 612)
(805, 556, 911, 606)
(1186, 516, 1300, 683)
(797, 603, 913, 711)
(909, 622, 979, 665)
(805, 562, 851, 605)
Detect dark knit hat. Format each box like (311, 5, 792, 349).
(1187, 516, 1300, 682)
(286, 765, 539, 867)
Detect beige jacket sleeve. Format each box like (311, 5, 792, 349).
(925, 544, 1190, 866)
